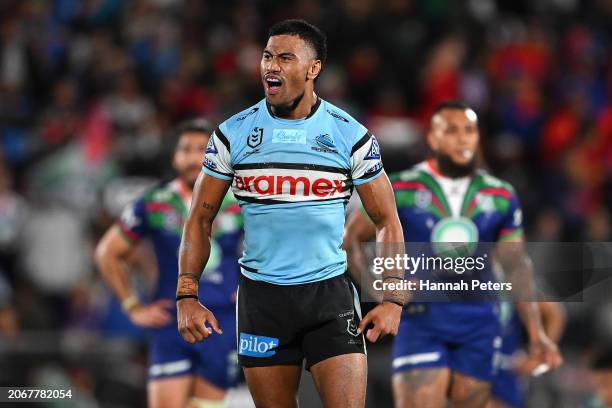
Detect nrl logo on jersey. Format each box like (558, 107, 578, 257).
(312, 133, 338, 153)
(248, 127, 264, 148)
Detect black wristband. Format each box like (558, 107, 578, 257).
(383, 299, 405, 308)
(176, 294, 199, 302)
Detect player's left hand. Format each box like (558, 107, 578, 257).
(527, 332, 563, 374)
(357, 301, 402, 342)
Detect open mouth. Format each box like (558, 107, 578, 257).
(265, 76, 282, 94)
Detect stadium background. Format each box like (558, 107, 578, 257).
(0, 0, 611, 406)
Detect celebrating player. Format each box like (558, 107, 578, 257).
(344, 101, 562, 408)
(175, 19, 407, 408)
(95, 120, 242, 408)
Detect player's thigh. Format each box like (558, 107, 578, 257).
(310, 353, 367, 408)
(391, 315, 450, 408)
(450, 371, 491, 408)
(148, 375, 193, 408)
(392, 367, 450, 408)
(243, 364, 302, 408)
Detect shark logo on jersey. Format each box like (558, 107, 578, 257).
(312, 133, 338, 153)
(205, 137, 218, 155)
(248, 127, 264, 148)
(364, 136, 381, 160)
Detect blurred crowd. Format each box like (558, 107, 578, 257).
(0, 0, 611, 406)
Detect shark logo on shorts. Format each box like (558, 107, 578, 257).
(239, 333, 279, 357)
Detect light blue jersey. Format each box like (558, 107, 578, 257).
(203, 98, 384, 284)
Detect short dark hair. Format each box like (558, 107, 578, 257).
(175, 118, 213, 139)
(432, 100, 473, 116)
(268, 19, 327, 64)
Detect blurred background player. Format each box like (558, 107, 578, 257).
(344, 101, 562, 408)
(95, 120, 243, 408)
(490, 302, 566, 408)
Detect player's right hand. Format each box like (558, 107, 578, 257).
(127, 299, 173, 328)
(526, 332, 563, 374)
(177, 299, 223, 343)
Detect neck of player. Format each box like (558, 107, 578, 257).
(270, 90, 318, 120)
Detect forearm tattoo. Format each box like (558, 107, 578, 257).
(177, 272, 199, 296)
(384, 288, 408, 306)
(202, 201, 215, 211)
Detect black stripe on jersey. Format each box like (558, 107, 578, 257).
(353, 165, 384, 180)
(203, 164, 233, 178)
(239, 263, 258, 273)
(351, 131, 372, 156)
(234, 194, 349, 205)
(214, 127, 231, 151)
(233, 162, 349, 175)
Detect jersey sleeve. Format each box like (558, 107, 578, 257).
(497, 191, 524, 241)
(202, 127, 233, 180)
(117, 198, 148, 243)
(350, 131, 384, 186)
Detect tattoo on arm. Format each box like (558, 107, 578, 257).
(177, 273, 199, 296)
(202, 202, 215, 211)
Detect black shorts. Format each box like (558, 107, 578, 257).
(237, 273, 366, 370)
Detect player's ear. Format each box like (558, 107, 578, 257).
(307, 60, 321, 81)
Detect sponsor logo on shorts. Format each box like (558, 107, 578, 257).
(238, 333, 279, 358)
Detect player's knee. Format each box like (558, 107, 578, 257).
(186, 398, 226, 408)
